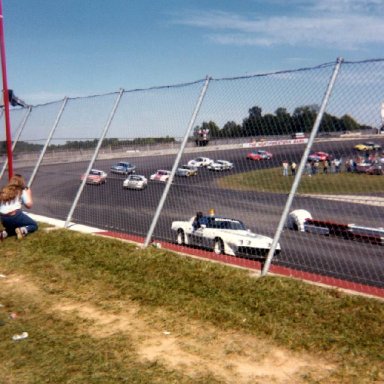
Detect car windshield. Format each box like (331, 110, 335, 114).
(201, 217, 246, 230)
(90, 170, 101, 175)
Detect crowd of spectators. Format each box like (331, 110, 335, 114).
(283, 151, 383, 177)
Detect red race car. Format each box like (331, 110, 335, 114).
(246, 150, 272, 160)
(308, 151, 331, 162)
(81, 169, 107, 185)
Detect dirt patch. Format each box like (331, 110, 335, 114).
(1, 274, 336, 383)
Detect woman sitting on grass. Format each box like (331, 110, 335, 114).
(0, 174, 38, 240)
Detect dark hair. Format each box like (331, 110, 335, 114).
(8, 174, 26, 189)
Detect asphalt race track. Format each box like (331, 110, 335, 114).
(16, 138, 384, 289)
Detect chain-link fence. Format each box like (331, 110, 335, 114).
(1, 58, 383, 292)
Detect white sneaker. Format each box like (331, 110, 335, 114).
(0, 230, 7, 241)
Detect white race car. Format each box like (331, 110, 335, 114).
(171, 214, 280, 258)
(123, 174, 148, 190)
(187, 157, 213, 168)
(207, 160, 234, 171)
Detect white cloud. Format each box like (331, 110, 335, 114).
(308, 0, 383, 13)
(174, 2, 384, 50)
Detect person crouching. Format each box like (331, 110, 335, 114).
(0, 174, 38, 240)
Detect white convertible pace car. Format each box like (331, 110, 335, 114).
(171, 213, 281, 258)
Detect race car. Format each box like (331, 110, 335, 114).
(365, 163, 384, 175)
(171, 213, 280, 258)
(81, 169, 107, 185)
(187, 157, 213, 167)
(246, 150, 272, 160)
(110, 161, 136, 175)
(354, 142, 382, 151)
(123, 174, 148, 190)
(176, 164, 198, 177)
(308, 151, 331, 162)
(150, 170, 171, 182)
(207, 160, 234, 171)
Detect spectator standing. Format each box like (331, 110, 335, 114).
(311, 161, 316, 175)
(323, 159, 329, 174)
(0, 174, 38, 240)
(313, 161, 319, 175)
(330, 159, 336, 173)
(334, 158, 341, 173)
(345, 159, 351, 172)
(282, 160, 289, 176)
(291, 161, 297, 176)
(305, 161, 311, 176)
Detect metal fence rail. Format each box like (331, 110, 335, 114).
(1, 58, 383, 291)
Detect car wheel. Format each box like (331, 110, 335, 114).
(177, 229, 185, 245)
(213, 238, 224, 255)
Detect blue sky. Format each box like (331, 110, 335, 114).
(3, 0, 384, 105)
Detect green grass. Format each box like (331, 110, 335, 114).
(217, 167, 384, 194)
(0, 228, 383, 383)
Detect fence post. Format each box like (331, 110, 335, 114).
(261, 57, 343, 277)
(0, 106, 32, 179)
(27, 98, 68, 187)
(65, 89, 124, 228)
(143, 76, 211, 247)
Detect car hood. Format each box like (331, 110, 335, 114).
(177, 169, 189, 175)
(211, 229, 280, 249)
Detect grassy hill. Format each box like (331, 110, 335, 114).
(0, 227, 383, 383)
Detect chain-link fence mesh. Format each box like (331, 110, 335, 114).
(1, 58, 383, 291)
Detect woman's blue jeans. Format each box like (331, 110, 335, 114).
(1, 210, 38, 236)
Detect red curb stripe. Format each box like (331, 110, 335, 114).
(97, 230, 384, 299)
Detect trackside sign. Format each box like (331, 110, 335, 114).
(242, 138, 308, 148)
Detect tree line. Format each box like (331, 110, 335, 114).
(195, 104, 368, 138)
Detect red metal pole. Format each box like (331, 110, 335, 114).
(0, 0, 13, 179)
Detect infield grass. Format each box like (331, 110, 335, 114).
(0, 227, 383, 383)
(217, 167, 384, 194)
